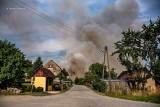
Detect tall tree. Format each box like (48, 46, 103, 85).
(58, 68, 69, 81)
(0, 40, 25, 88)
(89, 62, 108, 79)
(113, 17, 160, 90)
(33, 57, 43, 70)
(23, 59, 34, 78)
(141, 17, 160, 85)
(89, 62, 117, 79)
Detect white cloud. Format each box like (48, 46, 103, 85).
(39, 39, 64, 53)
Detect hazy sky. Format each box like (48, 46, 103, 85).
(0, 0, 160, 71)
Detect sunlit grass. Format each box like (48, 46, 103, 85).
(105, 92, 160, 104)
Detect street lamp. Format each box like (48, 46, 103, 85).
(101, 46, 112, 92)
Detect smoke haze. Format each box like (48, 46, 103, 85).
(0, 0, 151, 79)
(63, 0, 140, 79)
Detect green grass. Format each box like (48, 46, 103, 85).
(90, 86, 160, 104)
(0, 91, 50, 96)
(105, 92, 160, 104)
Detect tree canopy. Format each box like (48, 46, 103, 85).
(113, 17, 160, 86)
(58, 68, 69, 81)
(89, 62, 108, 79)
(89, 62, 117, 79)
(33, 57, 43, 70)
(0, 40, 26, 88)
(23, 59, 34, 78)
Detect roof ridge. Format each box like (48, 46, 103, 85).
(44, 59, 62, 70)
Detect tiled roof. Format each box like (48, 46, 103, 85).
(41, 67, 56, 78)
(32, 67, 56, 79)
(118, 71, 138, 80)
(44, 59, 62, 70)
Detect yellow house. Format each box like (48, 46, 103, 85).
(32, 67, 56, 91)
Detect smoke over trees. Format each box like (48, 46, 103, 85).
(0, 0, 154, 79)
(63, 0, 139, 79)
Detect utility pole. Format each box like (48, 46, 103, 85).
(102, 46, 111, 92)
(102, 46, 107, 80)
(106, 46, 112, 92)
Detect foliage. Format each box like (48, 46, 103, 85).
(23, 59, 34, 78)
(0, 40, 27, 88)
(74, 77, 84, 85)
(89, 62, 108, 79)
(58, 68, 69, 81)
(92, 79, 107, 92)
(110, 68, 117, 80)
(105, 92, 160, 104)
(36, 87, 43, 92)
(83, 72, 98, 84)
(89, 62, 117, 79)
(113, 17, 160, 88)
(22, 85, 35, 92)
(33, 57, 43, 70)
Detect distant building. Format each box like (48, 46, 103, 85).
(44, 60, 62, 76)
(118, 71, 156, 92)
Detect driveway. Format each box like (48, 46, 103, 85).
(0, 85, 159, 107)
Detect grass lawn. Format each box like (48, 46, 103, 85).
(91, 88, 160, 104)
(105, 92, 160, 104)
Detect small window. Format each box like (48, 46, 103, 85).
(49, 65, 53, 68)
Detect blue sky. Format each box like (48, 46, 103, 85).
(0, 0, 160, 66)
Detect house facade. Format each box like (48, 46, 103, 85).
(118, 71, 156, 92)
(31, 67, 56, 91)
(44, 60, 62, 77)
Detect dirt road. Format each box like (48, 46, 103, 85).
(0, 85, 159, 107)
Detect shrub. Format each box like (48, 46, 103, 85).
(22, 85, 35, 92)
(36, 87, 43, 92)
(92, 80, 107, 92)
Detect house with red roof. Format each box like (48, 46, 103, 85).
(32, 67, 56, 91)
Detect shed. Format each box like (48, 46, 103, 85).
(31, 67, 56, 91)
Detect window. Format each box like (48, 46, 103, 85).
(49, 65, 53, 68)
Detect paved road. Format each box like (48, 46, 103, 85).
(0, 85, 159, 107)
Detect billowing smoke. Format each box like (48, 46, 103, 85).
(67, 53, 86, 79)
(0, 0, 143, 80)
(62, 0, 140, 80)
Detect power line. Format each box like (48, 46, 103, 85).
(10, 0, 83, 37)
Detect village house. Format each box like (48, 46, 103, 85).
(31, 67, 56, 91)
(118, 71, 156, 93)
(44, 60, 62, 77)
(31, 60, 62, 91)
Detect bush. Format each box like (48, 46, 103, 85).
(22, 85, 35, 92)
(36, 87, 43, 92)
(92, 80, 107, 92)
